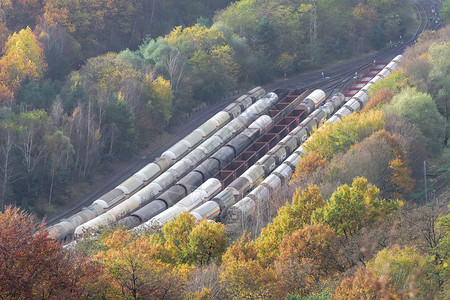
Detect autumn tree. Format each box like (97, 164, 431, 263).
(0, 27, 46, 103)
(0, 206, 100, 298)
(322, 130, 414, 199)
(161, 213, 227, 265)
(304, 109, 385, 160)
(162, 212, 196, 264)
(220, 233, 279, 299)
(368, 246, 436, 297)
(362, 87, 394, 111)
(95, 228, 191, 299)
(369, 70, 408, 96)
(144, 74, 174, 128)
(188, 220, 227, 265)
(257, 185, 325, 266)
(291, 151, 326, 183)
(274, 224, 343, 298)
(333, 267, 396, 299)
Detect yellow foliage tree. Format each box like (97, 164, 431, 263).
(0, 27, 46, 101)
(220, 233, 279, 299)
(291, 151, 326, 182)
(304, 109, 385, 160)
(95, 229, 191, 299)
(145, 74, 174, 122)
(257, 185, 325, 267)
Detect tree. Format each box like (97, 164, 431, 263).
(291, 151, 326, 183)
(368, 246, 435, 297)
(220, 233, 279, 299)
(144, 74, 174, 126)
(274, 224, 343, 298)
(426, 207, 450, 295)
(440, 0, 450, 24)
(322, 130, 414, 199)
(188, 220, 227, 265)
(428, 42, 450, 146)
(257, 185, 325, 266)
(351, 3, 378, 53)
(0, 111, 17, 209)
(15, 76, 60, 111)
(0, 27, 46, 103)
(369, 70, 407, 96)
(304, 110, 385, 160)
(95, 228, 191, 299)
(385, 87, 445, 155)
(103, 93, 135, 158)
(362, 87, 394, 111)
(333, 267, 396, 299)
(44, 130, 75, 204)
(312, 177, 400, 237)
(0, 206, 98, 298)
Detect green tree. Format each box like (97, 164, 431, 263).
(103, 93, 135, 158)
(428, 42, 450, 146)
(312, 177, 400, 237)
(442, 0, 450, 24)
(15, 76, 60, 111)
(44, 130, 75, 204)
(385, 87, 445, 155)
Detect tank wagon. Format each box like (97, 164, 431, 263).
(227, 55, 403, 223)
(131, 88, 310, 231)
(48, 86, 267, 240)
(74, 90, 289, 235)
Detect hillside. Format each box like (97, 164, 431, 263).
(0, 22, 449, 298)
(0, 0, 428, 217)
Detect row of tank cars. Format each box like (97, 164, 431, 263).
(135, 54, 403, 229)
(48, 86, 284, 240)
